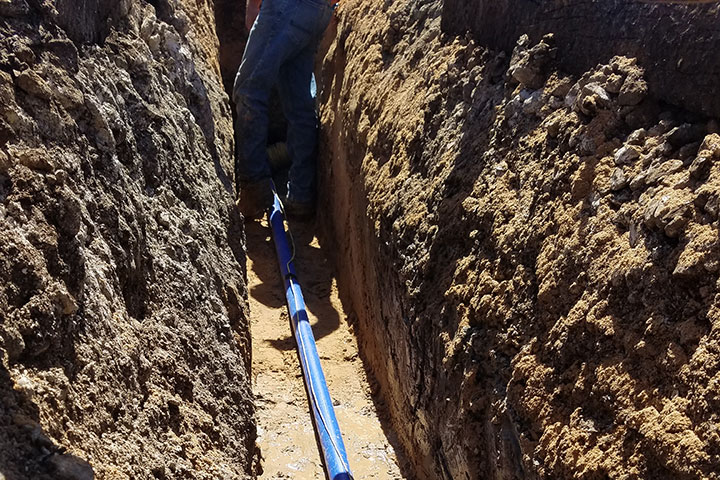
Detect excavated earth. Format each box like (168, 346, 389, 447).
(3, 0, 720, 479)
(0, 0, 254, 478)
(318, 0, 720, 479)
(245, 220, 407, 479)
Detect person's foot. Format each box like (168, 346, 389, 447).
(281, 195, 315, 220)
(237, 178, 273, 220)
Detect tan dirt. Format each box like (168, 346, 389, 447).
(244, 218, 408, 479)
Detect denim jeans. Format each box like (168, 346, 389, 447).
(233, 0, 333, 204)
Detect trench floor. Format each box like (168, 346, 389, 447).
(245, 218, 406, 479)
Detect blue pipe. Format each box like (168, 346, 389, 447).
(267, 192, 354, 480)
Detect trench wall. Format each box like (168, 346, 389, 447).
(441, 0, 720, 118)
(318, 0, 720, 478)
(0, 0, 255, 478)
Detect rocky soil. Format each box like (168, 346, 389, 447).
(318, 0, 720, 478)
(4, 0, 720, 478)
(442, 0, 720, 118)
(0, 0, 255, 478)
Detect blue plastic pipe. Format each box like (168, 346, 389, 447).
(267, 193, 354, 480)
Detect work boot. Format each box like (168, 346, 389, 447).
(281, 195, 315, 220)
(237, 178, 273, 220)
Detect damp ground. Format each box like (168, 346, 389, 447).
(245, 218, 408, 479)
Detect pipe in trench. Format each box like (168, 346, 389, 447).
(267, 192, 354, 480)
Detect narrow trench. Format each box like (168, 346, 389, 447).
(211, 3, 411, 476)
(245, 219, 409, 479)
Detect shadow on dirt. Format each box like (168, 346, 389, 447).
(244, 218, 341, 348)
(0, 363, 94, 480)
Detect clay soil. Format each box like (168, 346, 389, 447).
(244, 218, 408, 479)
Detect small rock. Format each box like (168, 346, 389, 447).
(696, 185, 719, 219)
(650, 140, 673, 158)
(610, 55, 639, 75)
(618, 72, 648, 106)
(508, 34, 554, 89)
(627, 128, 647, 145)
(645, 159, 684, 186)
(0, 326, 25, 360)
(10, 146, 54, 171)
(699, 133, 720, 156)
(629, 172, 647, 191)
(604, 73, 624, 93)
(609, 168, 628, 191)
(53, 287, 78, 315)
(577, 82, 611, 116)
(522, 89, 543, 115)
(614, 145, 640, 165)
(587, 71, 608, 86)
(148, 33, 162, 53)
(643, 189, 693, 237)
(55, 169, 68, 184)
(546, 117, 561, 138)
(548, 75, 573, 97)
(180, 217, 198, 236)
(629, 222, 640, 247)
(157, 211, 171, 228)
(689, 155, 713, 180)
(15, 69, 53, 100)
(493, 160, 508, 176)
(546, 95, 564, 112)
(578, 135, 597, 156)
(15, 46, 36, 65)
(667, 123, 705, 148)
(648, 119, 677, 137)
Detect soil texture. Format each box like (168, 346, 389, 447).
(245, 218, 408, 479)
(318, 1, 720, 478)
(0, 1, 254, 478)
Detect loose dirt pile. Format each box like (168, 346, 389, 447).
(319, 0, 720, 478)
(0, 1, 254, 478)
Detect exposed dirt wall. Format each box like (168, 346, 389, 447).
(213, 0, 247, 94)
(319, 0, 720, 478)
(0, 0, 254, 478)
(441, 0, 720, 119)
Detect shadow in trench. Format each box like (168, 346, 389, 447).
(244, 218, 342, 349)
(0, 363, 94, 480)
(245, 212, 415, 478)
(322, 292, 417, 480)
(306, 231, 417, 480)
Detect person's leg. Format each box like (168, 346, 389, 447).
(276, 0, 333, 206)
(233, 0, 305, 187)
(277, 45, 318, 205)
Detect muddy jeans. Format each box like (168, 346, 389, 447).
(233, 0, 333, 204)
